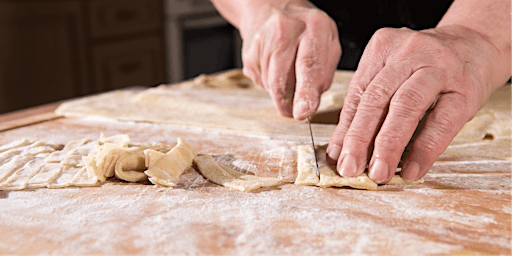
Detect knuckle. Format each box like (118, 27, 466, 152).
(345, 130, 372, 145)
(334, 121, 350, 136)
(270, 20, 292, 48)
(415, 133, 444, 158)
(343, 93, 362, 112)
(428, 109, 459, 140)
(375, 133, 404, 152)
(406, 31, 432, 45)
(372, 27, 398, 43)
(374, 27, 394, 37)
(361, 84, 393, 109)
(269, 83, 289, 98)
(298, 55, 321, 70)
(390, 88, 427, 112)
(308, 8, 330, 23)
(297, 56, 325, 81)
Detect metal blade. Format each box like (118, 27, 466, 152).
(307, 116, 320, 178)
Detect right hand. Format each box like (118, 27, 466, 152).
(239, 0, 341, 120)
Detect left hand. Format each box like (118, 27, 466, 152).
(325, 25, 506, 184)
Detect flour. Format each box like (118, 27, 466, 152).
(1, 176, 510, 255)
(0, 109, 510, 254)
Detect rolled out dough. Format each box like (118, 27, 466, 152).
(193, 155, 280, 192)
(295, 144, 424, 190)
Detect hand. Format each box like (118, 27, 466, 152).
(239, 1, 341, 120)
(326, 25, 505, 183)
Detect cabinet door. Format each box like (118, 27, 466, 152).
(0, 1, 86, 114)
(88, 0, 163, 38)
(93, 37, 166, 91)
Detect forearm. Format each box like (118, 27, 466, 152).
(210, 0, 314, 38)
(437, 0, 511, 88)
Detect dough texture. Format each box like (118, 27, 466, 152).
(295, 144, 424, 190)
(0, 134, 178, 190)
(54, 70, 354, 138)
(144, 138, 197, 187)
(193, 155, 280, 192)
(0, 140, 62, 190)
(0, 134, 279, 192)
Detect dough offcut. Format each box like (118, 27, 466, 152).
(194, 155, 280, 192)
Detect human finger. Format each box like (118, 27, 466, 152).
(322, 29, 342, 92)
(326, 28, 404, 164)
(292, 12, 334, 121)
(242, 32, 264, 89)
(368, 68, 443, 183)
(336, 62, 414, 178)
(266, 14, 304, 117)
(400, 93, 471, 181)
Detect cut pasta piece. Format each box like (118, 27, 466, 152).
(144, 138, 197, 187)
(114, 151, 147, 182)
(0, 139, 32, 153)
(0, 157, 47, 190)
(27, 163, 63, 188)
(193, 155, 280, 192)
(46, 138, 91, 163)
(69, 167, 100, 187)
(295, 144, 424, 190)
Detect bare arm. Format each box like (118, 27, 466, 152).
(437, 0, 511, 88)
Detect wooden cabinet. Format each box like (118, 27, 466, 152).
(0, 0, 166, 114)
(92, 37, 165, 91)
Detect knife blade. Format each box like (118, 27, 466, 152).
(307, 116, 320, 178)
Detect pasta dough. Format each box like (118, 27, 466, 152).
(295, 144, 424, 190)
(0, 133, 423, 192)
(0, 134, 175, 190)
(144, 138, 197, 187)
(0, 140, 62, 190)
(54, 70, 355, 138)
(193, 155, 280, 192)
(84, 134, 171, 183)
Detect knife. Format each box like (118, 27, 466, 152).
(307, 116, 320, 178)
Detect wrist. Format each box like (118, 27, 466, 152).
(432, 25, 510, 94)
(238, 0, 314, 40)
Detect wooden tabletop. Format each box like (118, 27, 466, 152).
(0, 82, 510, 255)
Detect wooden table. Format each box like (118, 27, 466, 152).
(0, 84, 510, 255)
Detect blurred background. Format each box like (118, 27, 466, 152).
(0, 0, 243, 114)
(0, 0, 476, 116)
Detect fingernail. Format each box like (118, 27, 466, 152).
(402, 161, 420, 181)
(326, 145, 341, 164)
(338, 154, 357, 177)
(293, 100, 309, 120)
(369, 159, 389, 183)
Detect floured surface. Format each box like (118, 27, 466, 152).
(55, 69, 511, 144)
(0, 114, 509, 255)
(1, 73, 511, 255)
(0, 183, 509, 255)
(54, 70, 351, 137)
(452, 85, 512, 144)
